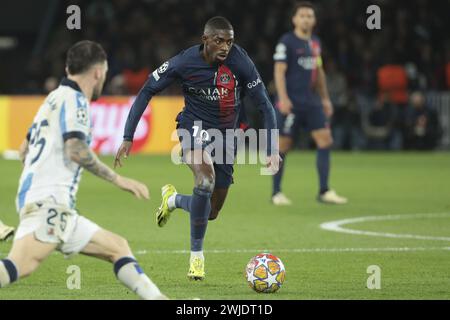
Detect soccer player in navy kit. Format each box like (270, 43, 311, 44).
(271, 1, 347, 206)
(115, 17, 280, 280)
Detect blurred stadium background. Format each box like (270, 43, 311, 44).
(0, 0, 449, 154)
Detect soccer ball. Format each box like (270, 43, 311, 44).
(245, 253, 286, 293)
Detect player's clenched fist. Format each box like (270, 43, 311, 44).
(114, 140, 133, 168)
(267, 153, 283, 174)
(114, 175, 150, 200)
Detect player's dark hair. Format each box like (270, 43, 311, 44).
(66, 40, 107, 75)
(292, 1, 315, 16)
(204, 16, 233, 33)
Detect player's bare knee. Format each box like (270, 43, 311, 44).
(315, 132, 333, 149)
(320, 137, 333, 149)
(327, 137, 334, 148)
(114, 237, 131, 260)
(118, 236, 130, 251)
(279, 137, 293, 154)
(107, 234, 131, 262)
(279, 145, 291, 154)
(195, 173, 215, 193)
(325, 134, 334, 148)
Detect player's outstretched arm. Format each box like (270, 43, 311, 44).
(274, 62, 293, 115)
(245, 76, 282, 173)
(114, 140, 132, 168)
(242, 55, 282, 174)
(65, 137, 149, 199)
(117, 55, 181, 168)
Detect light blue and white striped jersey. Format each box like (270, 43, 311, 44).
(16, 78, 91, 212)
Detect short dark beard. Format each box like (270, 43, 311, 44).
(91, 83, 103, 101)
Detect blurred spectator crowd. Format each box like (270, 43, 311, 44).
(6, 0, 450, 149)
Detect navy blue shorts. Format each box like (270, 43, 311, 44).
(176, 118, 235, 189)
(276, 101, 328, 138)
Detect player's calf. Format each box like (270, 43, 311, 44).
(83, 229, 132, 262)
(208, 188, 229, 221)
(278, 136, 294, 154)
(82, 229, 167, 300)
(189, 185, 212, 244)
(312, 128, 334, 149)
(1, 233, 56, 287)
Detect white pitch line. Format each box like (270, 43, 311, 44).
(1, 246, 449, 258)
(320, 213, 450, 242)
(133, 246, 450, 255)
(3, 215, 450, 257)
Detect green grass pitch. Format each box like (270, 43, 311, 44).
(1, 152, 450, 299)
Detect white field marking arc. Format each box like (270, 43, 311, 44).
(320, 213, 450, 241)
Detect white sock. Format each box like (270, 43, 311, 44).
(0, 261, 9, 288)
(167, 193, 177, 211)
(115, 257, 163, 300)
(190, 251, 204, 262)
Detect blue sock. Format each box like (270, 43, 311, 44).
(272, 153, 286, 196)
(189, 187, 212, 252)
(317, 148, 330, 194)
(0, 259, 18, 287)
(113, 257, 140, 277)
(175, 194, 192, 212)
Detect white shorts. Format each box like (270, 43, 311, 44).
(15, 201, 100, 256)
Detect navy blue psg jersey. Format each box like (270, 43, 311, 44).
(123, 44, 276, 141)
(273, 32, 323, 107)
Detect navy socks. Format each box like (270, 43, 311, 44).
(175, 194, 192, 212)
(189, 187, 211, 252)
(317, 148, 330, 194)
(175, 188, 211, 252)
(272, 153, 286, 196)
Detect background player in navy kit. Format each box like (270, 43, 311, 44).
(114, 17, 280, 280)
(271, 1, 348, 205)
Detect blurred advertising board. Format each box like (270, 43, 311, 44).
(0, 96, 184, 154)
